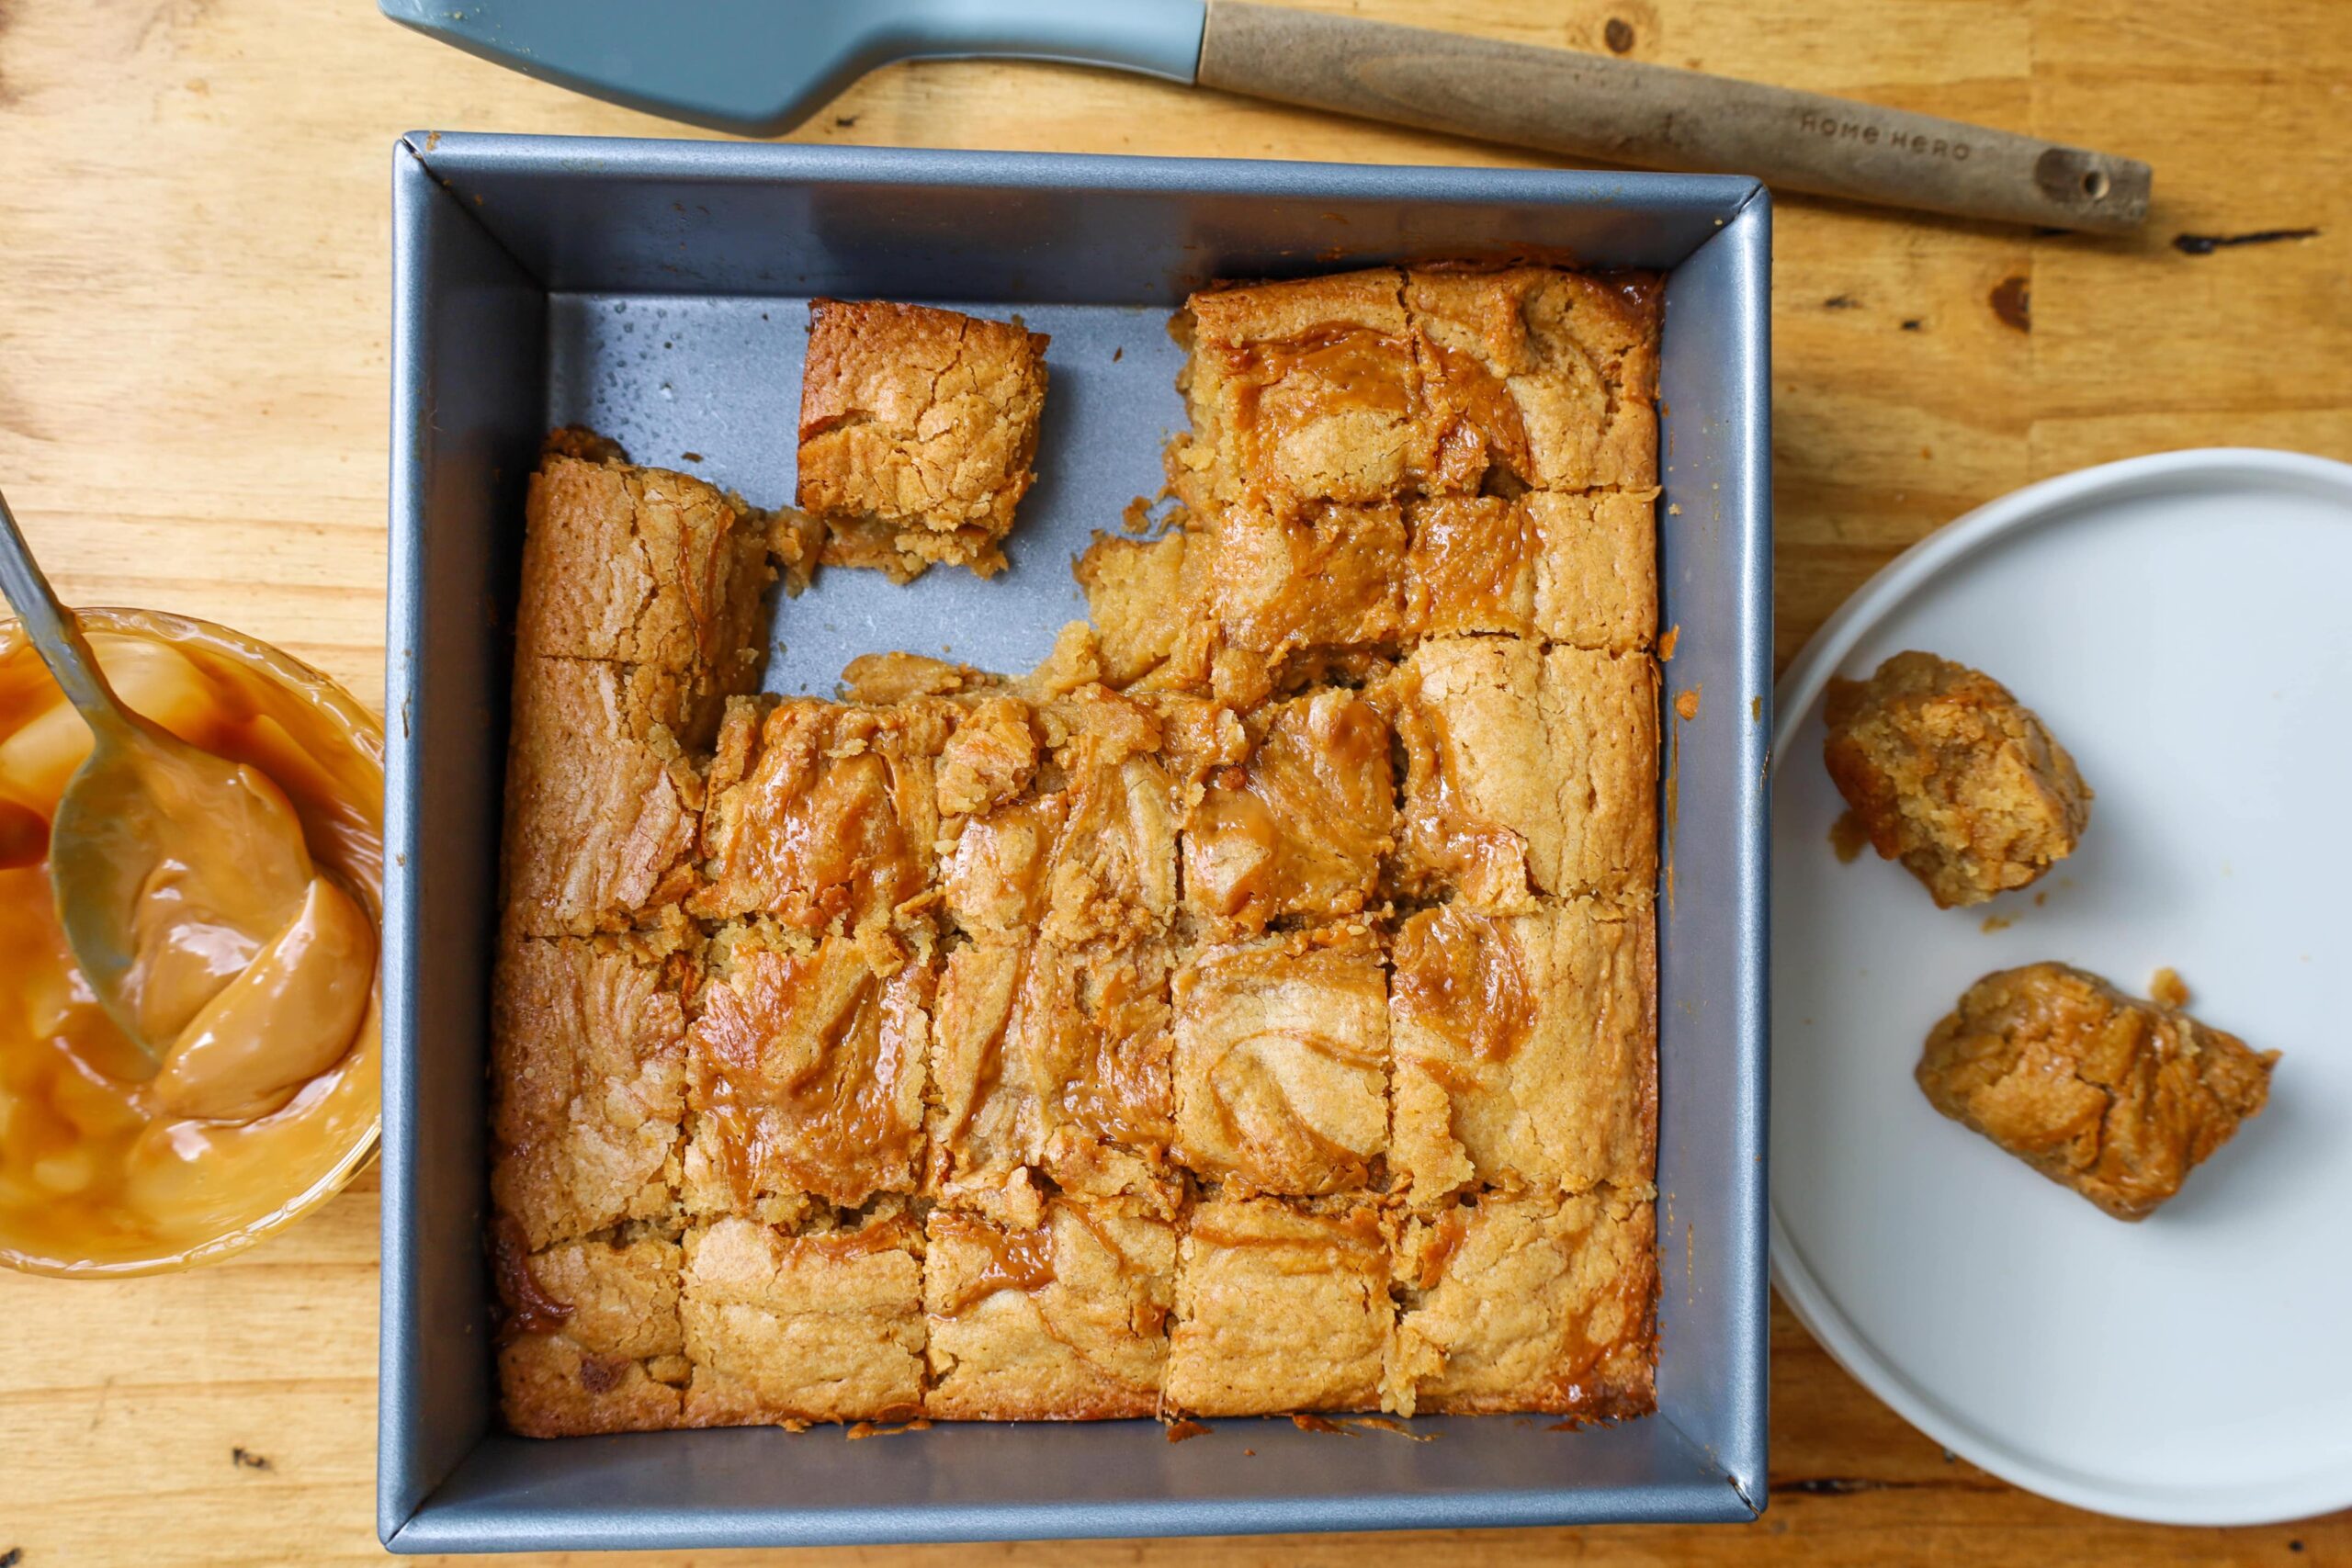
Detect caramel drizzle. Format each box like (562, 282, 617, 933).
(696, 944, 923, 1206)
(933, 1209, 1058, 1315)
(1188, 696, 1392, 919)
(1422, 338, 1533, 489)
(1392, 905, 1534, 1066)
(1381, 671, 1529, 897)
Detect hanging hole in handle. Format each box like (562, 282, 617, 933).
(2081, 167, 2112, 201)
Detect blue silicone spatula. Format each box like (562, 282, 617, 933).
(380, 0, 2148, 233)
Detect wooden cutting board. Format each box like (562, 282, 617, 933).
(0, 0, 2345, 1562)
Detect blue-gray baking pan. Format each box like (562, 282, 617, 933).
(381, 133, 1771, 1551)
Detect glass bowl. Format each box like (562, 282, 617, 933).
(0, 608, 382, 1277)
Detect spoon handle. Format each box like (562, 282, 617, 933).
(0, 486, 137, 738)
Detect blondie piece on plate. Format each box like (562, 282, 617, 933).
(1823, 650, 2092, 908)
(1917, 963, 2279, 1221)
(1171, 924, 1390, 1199)
(681, 1212, 927, 1427)
(922, 1199, 1177, 1419)
(1388, 898, 1657, 1207)
(1388, 1189, 1657, 1417)
(496, 1229, 689, 1438)
(1165, 1196, 1396, 1416)
(1380, 637, 1659, 909)
(798, 299, 1049, 581)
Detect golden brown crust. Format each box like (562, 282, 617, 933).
(1387, 1189, 1657, 1418)
(497, 1231, 689, 1438)
(1824, 651, 2092, 908)
(1172, 925, 1389, 1198)
(929, 937, 1178, 1219)
(1388, 899, 1656, 1207)
(516, 454, 773, 687)
(681, 1213, 927, 1426)
(491, 931, 692, 1251)
(1526, 489, 1658, 651)
(683, 926, 933, 1213)
(1180, 687, 1395, 931)
(1166, 1195, 1396, 1416)
(1917, 963, 2278, 1220)
(1171, 265, 1661, 515)
(499, 657, 708, 938)
(922, 1199, 1175, 1419)
(1172, 501, 1408, 694)
(690, 695, 951, 937)
(1172, 268, 1429, 515)
(1405, 267, 1662, 492)
(797, 299, 1048, 579)
(1379, 637, 1658, 909)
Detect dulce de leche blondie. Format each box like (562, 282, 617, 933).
(1918, 963, 2278, 1221)
(1824, 650, 2091, 908)
(491, 260, 1664, 1437)
(797, 299, 1048, 581)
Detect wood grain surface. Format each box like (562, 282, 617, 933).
(0, 0, 2346, 1562)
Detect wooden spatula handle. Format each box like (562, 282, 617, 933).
(1196, 1, 2149, 233)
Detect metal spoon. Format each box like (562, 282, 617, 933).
(0, 486, 313, 1077)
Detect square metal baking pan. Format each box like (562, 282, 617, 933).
(381, 132, 1771, 1552)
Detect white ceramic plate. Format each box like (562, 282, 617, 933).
(1769, 449, 2352, 1526)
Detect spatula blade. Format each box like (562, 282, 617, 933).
(379, 0, 1205, 137)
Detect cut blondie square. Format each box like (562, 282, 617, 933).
(500, 656, 710, 938)
(1381, 637, 1658, 908)
(1387, 1189, 1657, 1418)
(1160, 501, 1408, 697)
(682, 925, 932, 1217)
(923, 1199, 1177, 1419)
(516, 446, 775, 694)
(495, 1229, 688, 1438)
(681, 1212, 926, 1427)
(1388, 899, 1656, 1206)
(940, 683, 1182, 950)
(690, 694, 953, 937)
(1404, 266, 1661, 493)
(1181, 686, 1395, 931)
(1171, 268, 1437, 514)
(1171, 924, 1389, 1198)
(491, 931, 693, 1252)
(929, 937, 1177, 1222)
(1401, 491, 1657, 651)
(797, 299, 1049, 580)
(1166, 1196, 1396, 1416)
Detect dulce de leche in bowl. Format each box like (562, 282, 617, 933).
(0, 608, 381, 1276)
